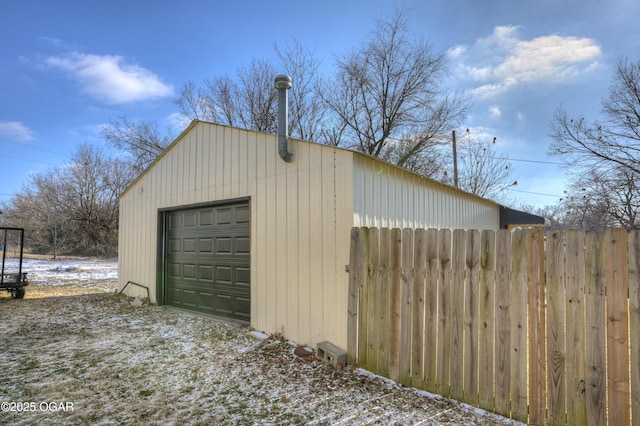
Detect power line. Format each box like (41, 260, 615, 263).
(509, 188, 564, 198)
(0, 136, 68, 158)
(492, 156, 564, 166)
(0, 153, 56, 166)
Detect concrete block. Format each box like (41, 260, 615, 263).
(316, 341, 347, 366)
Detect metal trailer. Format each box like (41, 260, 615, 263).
(0, 227, 29, 299)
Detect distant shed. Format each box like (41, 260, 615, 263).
(118, 119, 543, 350)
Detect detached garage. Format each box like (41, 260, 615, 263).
(119, 88, 543, 349)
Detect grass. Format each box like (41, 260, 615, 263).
(0, 290, 519, 425)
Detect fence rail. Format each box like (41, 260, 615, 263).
(347, 227, 640, 425)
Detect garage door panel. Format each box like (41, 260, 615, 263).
(236, 206, 250, 223)
(216, 208, 232, 225)
(236, 237, 250, 254)
(168, 262, 181, 277)
(165, 202, 250, 322)
(236, 267, 250, 285)
(184, 211, 198, 227)
(168, 238, 182, 253)
(199, 210, 214, 226)
(199, 265, 213, 281)
(216, 237, 232, 254)
(183, 239, 197, 253)
(199, 238, 213, 253)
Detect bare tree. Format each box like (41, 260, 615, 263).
(275, 39, 325, 141)
(101, 117, 173, 172)
(318, 11, 468, 164)
(1, 144, 134, 256)
(177, 46, 324, 142)
(549, 57, 640, 228)
(447, 131, 515, 201)
(382, 132, 449, 178)
(550, 58, 640, 174)
(177, 60, 279, 133)
(562, 167, 639, 230)
(175, 80, 216, 122)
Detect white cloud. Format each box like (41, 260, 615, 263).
(46, 52, 173, 104)
(166, 112, 192, 133)
(450, 26, 602, 99)
(0, 121, 34, 141)
(489, 105, 502, 119)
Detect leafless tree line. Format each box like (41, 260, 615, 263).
(1, 144, 135, 257)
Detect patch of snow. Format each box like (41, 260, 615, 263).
(21, 258, 118, 286)
(247, 330, 269, 341)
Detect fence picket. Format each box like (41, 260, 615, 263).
(378, 228, 391, 378)
(399, 228, 414, 386)
(437, 229, 452, 397)
(356, 227, 370, 368)
(629, 230, 640, 425)
(412, 229, 427, 389)
(464, 229, 481, 405)
(547, 230, 567, 426)
(423, 229, 439, 393)
(365, 227, 380, 371)
(450, 229, 466, 401)
(388, 228, 401, 381)
(605, 228, 630, 426)
(347, 227, 364, 365)
(585, 231, 606, 426)
(565, 230, 587, 424)
(527, 229, 546, 426)
(478, 229, 496, 412)
(510, 230, 528, 422)
(494, 230, 511, 418)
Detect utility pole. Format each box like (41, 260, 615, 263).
(452, 130, 459, 188)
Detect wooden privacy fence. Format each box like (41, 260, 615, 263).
(347, 227, 640, 425)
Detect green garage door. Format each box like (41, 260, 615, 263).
(165, 202, 250, 322)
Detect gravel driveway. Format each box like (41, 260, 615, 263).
(0, 284, 523, 425)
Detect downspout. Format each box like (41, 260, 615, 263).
(274, 75, 293, 163)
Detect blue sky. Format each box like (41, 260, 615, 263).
(1, 0, 639, 208)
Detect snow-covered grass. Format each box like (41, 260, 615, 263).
(0, 258, 525, 425)
(8, 257, 118, 297)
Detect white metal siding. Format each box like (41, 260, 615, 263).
(352, 155, 500, 230)
(119, 122, 353, 349)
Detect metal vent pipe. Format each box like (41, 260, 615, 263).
(274, 75, 293, 163)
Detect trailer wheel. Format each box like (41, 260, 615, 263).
(11, 288, 25, 299)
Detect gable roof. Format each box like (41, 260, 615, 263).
(120, 120, 545, 228)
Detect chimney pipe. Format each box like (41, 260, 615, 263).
(274, 75, 293, 163)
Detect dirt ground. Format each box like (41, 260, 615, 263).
(0, 283, 524, 425)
